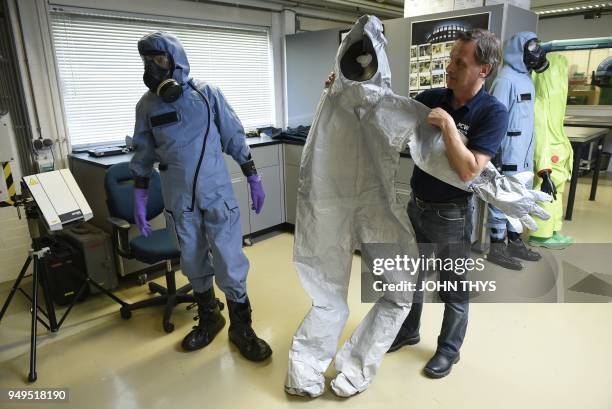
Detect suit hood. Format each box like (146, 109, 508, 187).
(330, 15, 391, 96)
(138, 31, 190, 84)
(503, 31, 537, 74)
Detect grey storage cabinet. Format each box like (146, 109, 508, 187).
(226, 143, 283, 235)
(249, 165, 283, 232)
(283, 144, 303, 225)
(228, 174, 251, 236)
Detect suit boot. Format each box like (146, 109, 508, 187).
(227, 297, 272, 362)
(181, 287, 226, 351)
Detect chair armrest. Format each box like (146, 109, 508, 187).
(108, 216, 133, 259)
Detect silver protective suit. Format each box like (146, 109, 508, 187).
(285, 16, 417, 398)
(285, 15, 550, 399)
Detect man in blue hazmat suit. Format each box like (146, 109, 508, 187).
(487, 32, 549, 270)
(129, 31, 272, 361)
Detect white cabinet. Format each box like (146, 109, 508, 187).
(283, 144, 303, 225)
(226, 143, 283, 236)
(249, 165, 283, 232)
(229, 174, 251, 236)
(284, 164, 299, 224)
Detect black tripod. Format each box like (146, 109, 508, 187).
(0, 195, 127, 382)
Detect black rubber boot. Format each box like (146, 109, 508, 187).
(227, 298, 272, 362)
(424, 351, 460, 379)
(507, 238, 541, 261)
(388, 303, 422, 353)
(388, 328, 420, 353)
(181, 288, 226, 352)
(487, 239, 523, 270)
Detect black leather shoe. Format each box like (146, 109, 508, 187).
(388, 329, 420, 353)
(507, 238, 541, 261)
(423, 351, 460, 379)
(227, 298, 272, 362)
(182, 288, 226, 352)
(487, 241, 523, 270)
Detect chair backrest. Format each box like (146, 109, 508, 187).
(104, 162, 164, 223)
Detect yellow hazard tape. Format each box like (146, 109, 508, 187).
(1, 161, 15, 207)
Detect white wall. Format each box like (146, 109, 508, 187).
(298, 16, 348, 32)
(537, 13, 612, 42)
(0, 208, 31, 284)
(0, 113, 29, 284)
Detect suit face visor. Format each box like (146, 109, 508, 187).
(524, 39, 549, 73)
(141, 53, 171, 70)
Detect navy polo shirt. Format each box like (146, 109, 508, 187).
(410, 86, 509, 202)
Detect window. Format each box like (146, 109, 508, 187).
(550, 48, 612, 106)
(50, 10, 274, 148)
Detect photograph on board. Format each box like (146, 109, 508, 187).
(418, 43, 431, 60)
(432, 43, 444, 59)
(432, 58, 445, 73)
(411, 13, 490, 46)
(419, 60, 431, 74)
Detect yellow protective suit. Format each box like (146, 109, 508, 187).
(531, 53, 573, 238)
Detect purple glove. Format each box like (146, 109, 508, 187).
(133, 188, 152, 237)
(247, 175, 265, 214)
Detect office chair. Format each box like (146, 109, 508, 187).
(105, 162, 194, 333)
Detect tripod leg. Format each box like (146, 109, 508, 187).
(0, 256, 32, 322)
(38, 263, 58, 331)
(28, 255, 39, 383)
(86, 279, 128, 307)
(56, 281, 89, 330)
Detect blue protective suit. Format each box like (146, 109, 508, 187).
(488, 32, 538, 237)
(130, 32, 252, 302)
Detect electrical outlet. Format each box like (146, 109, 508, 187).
(36, 153, 54, 172)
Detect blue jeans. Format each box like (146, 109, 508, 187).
(487, 204, 519, 239)
(403, 194, 473, 357)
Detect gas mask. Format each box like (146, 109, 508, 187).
(524, 38, 549, 73)
(340, 35, 378, 82)
(142, 53, 183, 103)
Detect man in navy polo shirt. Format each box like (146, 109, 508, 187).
(388, 29, 508, 379)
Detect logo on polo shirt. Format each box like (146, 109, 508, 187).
(457, 122, 469, 137)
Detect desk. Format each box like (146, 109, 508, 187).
(564, 115, 612, 128)
(564, 126, 608, 220)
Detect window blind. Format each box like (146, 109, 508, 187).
(50, 11, 273, 148)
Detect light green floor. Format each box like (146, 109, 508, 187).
(1, 176, 611, 408)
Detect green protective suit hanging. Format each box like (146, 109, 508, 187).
(530, 53, 573, 240)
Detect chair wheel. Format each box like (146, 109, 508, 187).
(120, 308, 132, 320)
(163, 321, 175, 333)
(137, 274, 148, 285)
(148, 282, 157, 294)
